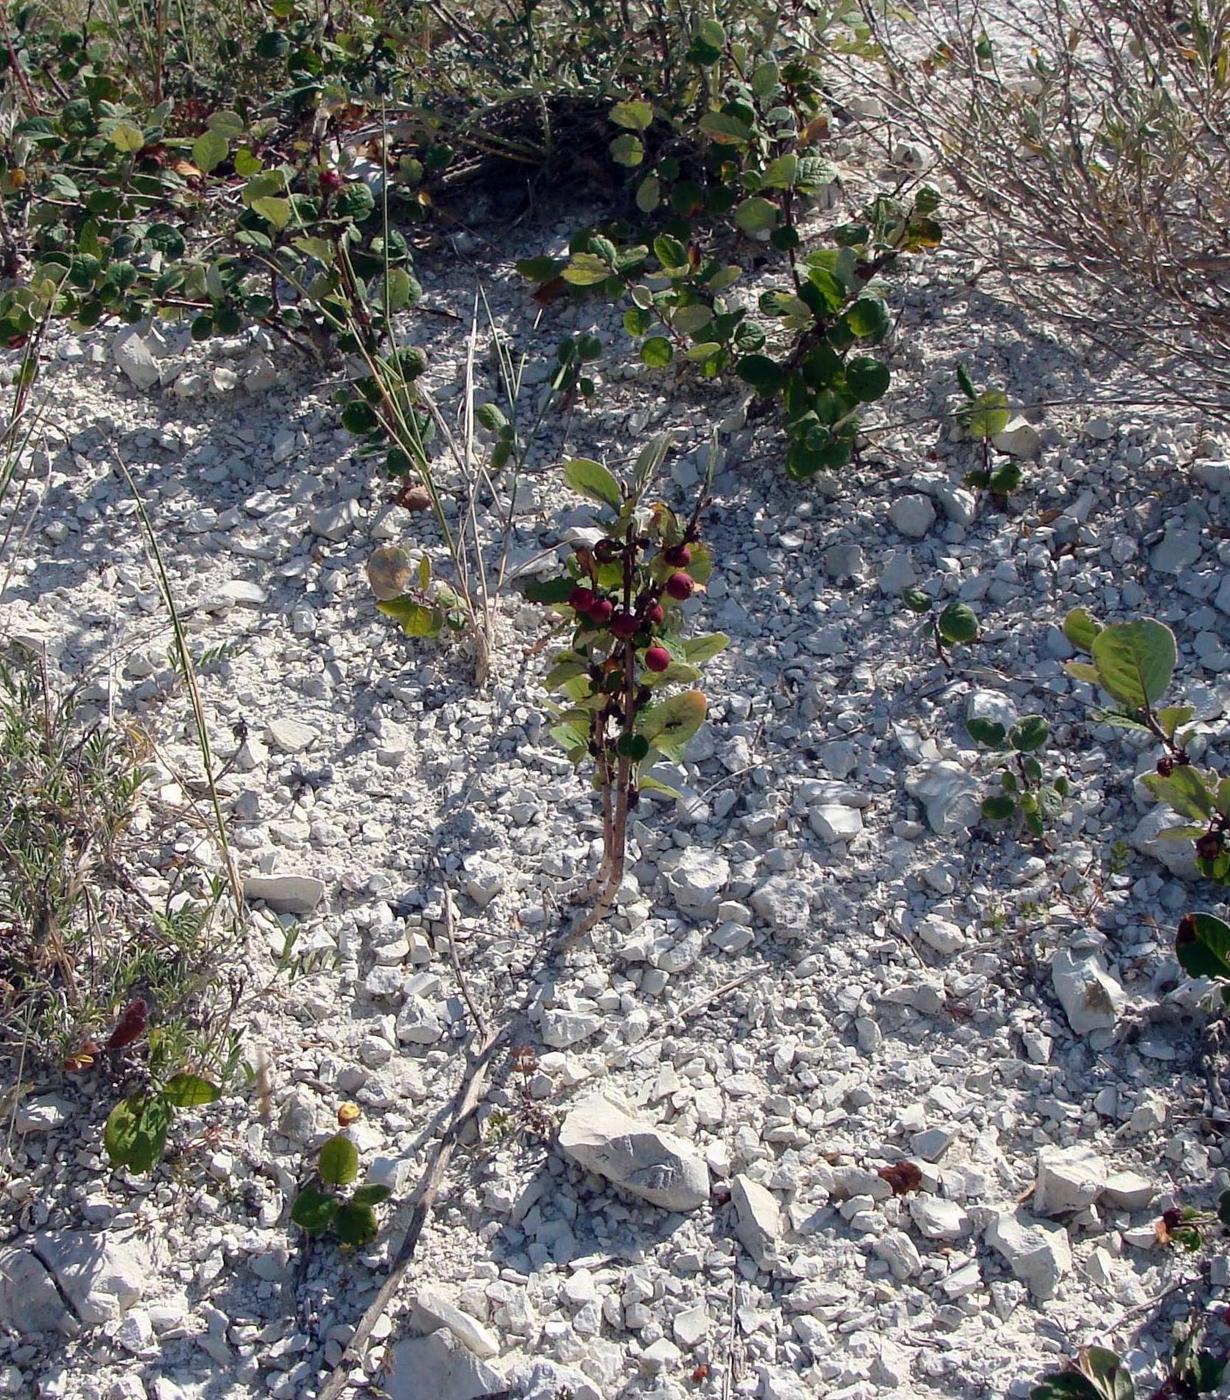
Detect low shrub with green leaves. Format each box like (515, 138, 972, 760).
(0, 645, 232, 1169)
(517, 20, 941, 481)
(291, 1134, 392, 1250)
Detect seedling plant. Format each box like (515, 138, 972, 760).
(291, 1134, 392, 1250)
(900, 587, 980, 662)
(956, 363, 1023, 502)
(967, 713, 1069, 837)
(525, 434, 723, 934)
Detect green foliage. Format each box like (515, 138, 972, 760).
(1062, 610, 1230, 883)
(899, 589, 980, 655)
(968, 713, 1069, 838)
(525, 434, 718, 882)
(291, 1135, 391, 1250)
(1030, 1317, 1229, 1399)
(517, 23, 941, 483)
(957, 364, 1025, 499)
(103, 1073, 220, 1173)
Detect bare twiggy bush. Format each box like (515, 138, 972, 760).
(858, 0, 1230, 401)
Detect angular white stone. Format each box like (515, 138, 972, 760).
(1051, 947, 1125, 1034)
(889, 494, 936, 539)
(558, 1094, 708, 1211)
(410, 1288, 500, 1359)
(664, 848, 729, 918)
(984, 1211, 1071, 1299)
(906, 761, 981, 835)
(243, 873, 324, 916)
(908, 1196, 969, 1241)
(1103, 1171, 1154, 1211)
(809, 804, 862, 844)
(992, 416, 1042, 459)
(385, 1329, 503, 1400)
(31, 1232, 147, 1326)
(0, 1248, 73, 1336)
(1034, 1145, 1107, 1216)
(732, 1175, 780, 1266)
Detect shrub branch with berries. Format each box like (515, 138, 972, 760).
(525, 435, 725, 936)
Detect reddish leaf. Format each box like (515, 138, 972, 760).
(877, 1160, 923, 1196)
(107, 998, 149, 1050)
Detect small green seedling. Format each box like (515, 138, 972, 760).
(1063, 609, 1230, 880)
(968, 713, 1069, 836)
(901, 587, 980, 660)
(956, 363, 1022, 501)
(291, 1134, 391, 1249)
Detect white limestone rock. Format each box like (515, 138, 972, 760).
(558, 1094, 709, 1211)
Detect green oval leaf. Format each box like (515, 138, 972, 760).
(192, 129, 229, 173)
(967, 718, 1007, 749)
(103, 1093, 173, 1173)
(846, 356, 890, 402)
(377, 598, 445, 637)
(1176, 911, 1230, 980)
(162, 1073, 221, 1108)
(640, 336, 673, 369)
(351, 1183, 393, 1207)
(1090, 619, 1176, 709)
(562, 458, 622, 510)
(334, 1202, 379, 1248)
(318, 1134, 360, 1188)
(610, 100, 653, 131)
(938, 602, 979, 646)
(639, 689, 707, 756)
(734, 196, 778, 235)
(1010, 716, 1049, 752)
(981, 793, 1016, 822)
(292, 1187, 339, 1233)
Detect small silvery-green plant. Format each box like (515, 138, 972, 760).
(968, 713, 1069, 836)
(901, 588, 980, 660)
(291, 1134, 391, 1250)
(524, 435, 722, 934)
(956, 363, 1023, 501)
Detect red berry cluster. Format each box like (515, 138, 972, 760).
(562, 538, 698, 678)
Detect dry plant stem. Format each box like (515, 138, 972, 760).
(853, 0, 1230, 392)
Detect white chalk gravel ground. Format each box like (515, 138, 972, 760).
(3, 119, 1230, 1400)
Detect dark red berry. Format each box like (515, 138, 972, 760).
(1196, 831, 1224, 862)
(107, 998, 149, 1050)
(665, 572, 695, 601)
(594, 539, 619, 564)
(587, 598, 613, 625)
(1162, 1207, 1182, 1231)
(645, 645, 671, 673)
(664, 543, 692, 567)
(611, 611, 638, 640)
(645, 602, 665, 625)
(1177, 914, 1197, 945)
(1156, 756, 1174, 777)
(319, 168, 344, 193)
(568, 587, 596, 612)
